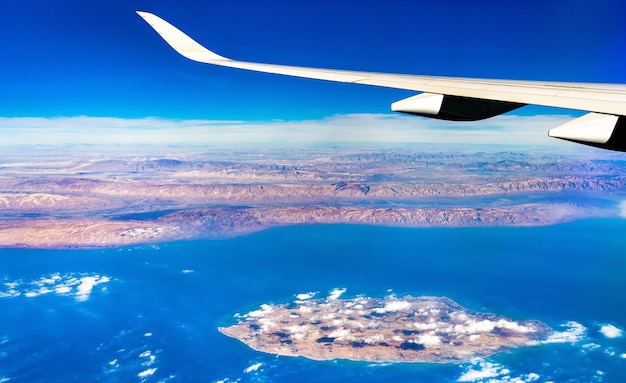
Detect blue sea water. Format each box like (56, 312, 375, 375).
(1, 220, 626, 382)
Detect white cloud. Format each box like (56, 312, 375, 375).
(457, 361, 505, 382)
(296, 292, 316, 300)
(0, 114, 590, 149)
(243, 362, 262, 374)
(137, 368, 157, 378)
(328, 327, 352, 340)
(599, 324, 623, 338)
(493, 319, 535, 333)
(75, 276, 110, 302)
(582, 343, 601, 350)
(543, 321, 586, 344)
(258, 317, 278, 332)
(417, 334, 441, 346)
(55, 285, 72, 294)
(457, 361, 541, 383)
(363, 334, 385, 344)
(526, 373, 540, 382)
(454, 320, 495, 334)
(247, 304, 273, 318)
(618, 201, 626, 218)
(382, 300, 412, 312)
(453, 318, 532, 335)
(1, 273, 111, 301)
(298, 305, 312, 313)
(412, 322, 439, 331)
(328, 288, 346, 300)
(287, 324, 310, 334)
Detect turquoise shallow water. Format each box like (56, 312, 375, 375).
(1, 220, 625, 382)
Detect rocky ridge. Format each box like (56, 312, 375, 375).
(0, 149, 623, 248)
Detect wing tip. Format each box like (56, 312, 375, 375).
(135, 10, 230, 63)
(135, 10, 155, 23)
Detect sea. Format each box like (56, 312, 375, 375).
(1, 220, 625, 383)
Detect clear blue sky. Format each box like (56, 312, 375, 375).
(1, 0, 625, 121)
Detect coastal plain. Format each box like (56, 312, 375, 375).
(0, 146, 624, 248)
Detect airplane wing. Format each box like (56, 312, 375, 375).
(136, 11, 626, 151)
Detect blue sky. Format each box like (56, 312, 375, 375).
(1, 0, 625, 147)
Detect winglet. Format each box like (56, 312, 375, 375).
(136, 11, 230, 63)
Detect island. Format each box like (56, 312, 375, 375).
(219, 292, 551, 363)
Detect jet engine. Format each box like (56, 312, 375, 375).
(548, 112, 626, 151)
(392, 93, 626, 151)
(391, 93, 524, 121)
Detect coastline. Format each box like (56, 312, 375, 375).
(0, 202, 615, 249)
(1, 148, 623, 249)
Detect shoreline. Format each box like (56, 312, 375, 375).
(0, 202, 614, 249)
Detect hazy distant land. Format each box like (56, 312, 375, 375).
(0, 146, 624, 248)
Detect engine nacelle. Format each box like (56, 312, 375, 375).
(548, 112, 626, 151)
(391, 93, 524, 121)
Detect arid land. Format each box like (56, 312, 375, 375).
(0, 146, 624, 248)
(219, 293, 552, 363)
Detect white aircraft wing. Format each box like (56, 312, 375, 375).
(136, 11, 626, 151)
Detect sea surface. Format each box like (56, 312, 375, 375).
(1, 220, 625, 382)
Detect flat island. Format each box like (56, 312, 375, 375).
(219, 293, 551, 363)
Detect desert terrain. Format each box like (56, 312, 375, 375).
(0, 146, 624, 248)
(219, 293, 551, 363)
